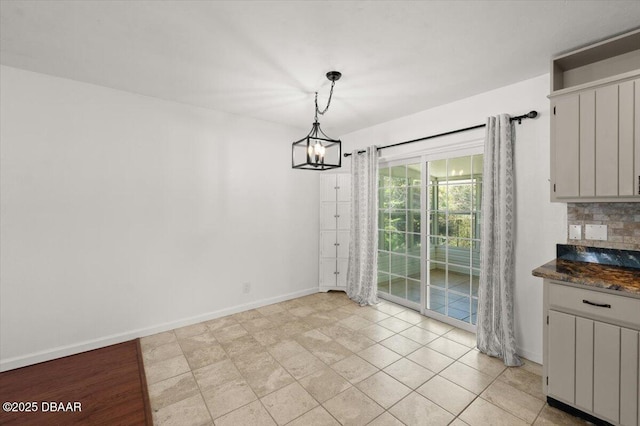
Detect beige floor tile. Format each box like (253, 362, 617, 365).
(267, 339, 308, 362)
(145, 354, 191, 385)
(183, 343, 228, 370)
(212, 323, 248, 344)
(263, 311, 293, 326)
(393, 309, 425, 324)
(338, 314, 374, 331)
(374, 302, 406, 316)
(357, 344, 402, 369)
(323, 387, 384, 426)
(233, 350, 275, 375)
(319, 324, 375, 352)
(377, 317, 413, 333)
(389, 392, 454, 426)
(443, 328, 477, 348)
(288, 305, 317, 317)
(279, 321, 314, 337)
(232, 309, 264, 323)
(416, 375, 475, 415)
(242, 317, 276, 334)
(153, 393, 212, 426)
(251, 328, 285, 346)
(383, 357, 435, 389)
(243, 360, 295, 398)
(416, 318, 454, 335)
(205, 316, 237, 331)
(353, 308, 391, 323)
(175, 322, 209, 340)
(308, 340, 353, 365)
(141, 331, 178, 352)
(399, 326, 439, 345)
(279, 350, 326, 380)
(407, 346, 455, 373)
(331, 354, 379, 384)
(366, 412, 405, 426)
(481, 379, 545, 423)
(193, 358, 242, 392)
(179, 331, 219, 352)
(427, 336, 472, 359)
(358, 324, 396, 342)
(303, 312, 336, 329)
(533, 404, 590, 425)
(521, 357, 543, 376)
(149, 372, 200, 411)
(260, 382, 318, 425)
(338, 303, 365, 314)
(498, 366, 544, 400)
(458, 349, 507, 379)
(202, 378, 257, 420)
(356, 371, 411, 409)
(286, 406, 339, 426)
(277, 298, 304, 310)
(378, 334, 421, 356)
(143, 341, 184, 365)
(256, 303, 285, 316)
(221, 335, 263, 359)
(323, 308, 352, 322)
(459, 397, 528, 426)
(439, 361, 493, 394)
(213, 400, 276, 426)
(298, 366, 352, 403)
(449, 418, 471, 426)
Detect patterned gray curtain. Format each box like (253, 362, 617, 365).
(346, 146, 379, 306)
(476, 115, 522, 367)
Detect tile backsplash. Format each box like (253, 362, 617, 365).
(567, 203, 640, 251)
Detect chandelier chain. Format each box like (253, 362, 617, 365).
(314, 80, 336, 121)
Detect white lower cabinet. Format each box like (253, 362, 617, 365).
(544, 280, 640, 425)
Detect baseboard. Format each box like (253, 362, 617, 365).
(517, 345, 542, 364)
(0, 286, 318, 372)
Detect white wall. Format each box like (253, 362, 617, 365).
(341, 74, 566, 363)
(0, 66, 319, 371)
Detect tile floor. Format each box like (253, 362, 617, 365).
(141, 291, 588, 426)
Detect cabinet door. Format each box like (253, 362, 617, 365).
(320, 258, 337, 288)
(320, 202, 337, 230)
(595, 85, 619, 197)
(579, 91, 596, 197)
(553, 95, 580, 198)
(336, 231, 350, 258)
(336, 174, 351, 202)
(336, 258, 349, 288)
(575, 317, 594, 412)
(320, 174, 337, 202)
(593, 321, 620, 423)
(619, 80, 635, 196)
(320, 231, 337, 257)
(548, 310, 576, 403)
(620, 328, 638, 426)
(336, 202, 350, 230)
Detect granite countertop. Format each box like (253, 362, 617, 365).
(532, 245, 640, 296)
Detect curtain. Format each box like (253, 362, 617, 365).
(476, 114, 522, 367)
(346, 146, 379, 306)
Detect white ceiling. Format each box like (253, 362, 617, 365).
(2, 1, 640, 136)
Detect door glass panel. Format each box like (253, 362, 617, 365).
(426, 154, 482, 326)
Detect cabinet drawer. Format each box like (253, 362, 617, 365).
(548, 281, 640, 329)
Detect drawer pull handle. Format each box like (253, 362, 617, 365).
(582, 299, 611, 308)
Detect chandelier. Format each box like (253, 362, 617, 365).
(291, 71, 342, 170)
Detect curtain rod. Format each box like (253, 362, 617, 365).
(343, 110, 538, 157)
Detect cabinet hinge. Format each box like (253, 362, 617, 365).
(553, 106, 556, 115)
(546, 315, 549, 325)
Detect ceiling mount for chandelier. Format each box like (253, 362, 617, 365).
(291, 71, 342, 170)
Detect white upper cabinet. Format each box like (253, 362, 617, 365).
(549, 29, 640, 202)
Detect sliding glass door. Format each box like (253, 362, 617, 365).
(377, 150, 483, 329)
